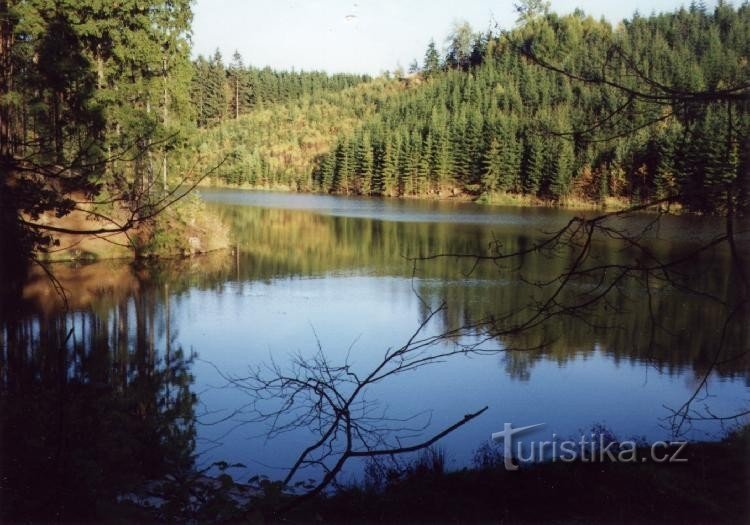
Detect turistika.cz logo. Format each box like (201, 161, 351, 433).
(491, 423, 688, 471)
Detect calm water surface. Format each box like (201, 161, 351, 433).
(3, 189, 748, 486)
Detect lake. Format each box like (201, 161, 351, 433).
(2, 189, 748, 490)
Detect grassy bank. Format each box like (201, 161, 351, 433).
(476, 191, 634, 211)
(36, 194, 230, 263)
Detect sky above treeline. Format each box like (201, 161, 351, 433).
(192, 0, 721, 74)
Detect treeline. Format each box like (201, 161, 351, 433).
(190, 50, 371, 127)
(312, 3, 749, 208)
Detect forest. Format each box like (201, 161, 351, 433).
(183, 75, 402, 190)
(313, 4, 749, 206)
(0, 0, 204, 279)
(190, 3, 749, 211)
(2, 1, 748, 281)
(2, 1, 749, 523)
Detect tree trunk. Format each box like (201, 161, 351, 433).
(162, 56, 168, 191)
(0, 0, 13, 159)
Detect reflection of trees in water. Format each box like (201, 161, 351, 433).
(209, 204, 748, 378)
(211, 204, 514, 279)
(420, 250, 749, 380)
(1, 203, 747, 519)
(18, 205, 745, 386)
(11, 205, 746, 389)
(0, 286, 196, 522)
(180, 206, 750, 385)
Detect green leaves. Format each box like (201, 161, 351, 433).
(307, 3, 748, 209)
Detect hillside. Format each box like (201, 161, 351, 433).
(313, 5, 749, 210)
(179, 77, 408, 190)
(187, 4, 750, 212)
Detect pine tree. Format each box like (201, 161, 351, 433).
(356, 132, 374, 194)
(417, 134, 432, 194)
(205, 50, 227, 124)
(550, 140, 575, 199)
(371, 141, 386, 195)
(499, 121, 522, 192)
(423, 40, 441, 77)
(334, 139, 354, 194)
(317, 150, 336, 192)
(191, 56, 211, 127)
(228, 51, 250, 119)
(482, 138, 503, 192)
(464, 108, 484, 189)
(521, 134, 545, 195)
(381, 138, 399, 196)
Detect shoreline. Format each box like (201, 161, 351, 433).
(115, 427, 750, 523)
(196, 180, 654, 213)
(34, 185, 687, 265)
(34, 196, 231, 264)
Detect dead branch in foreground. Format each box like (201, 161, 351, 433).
(211, 304, 491, 511)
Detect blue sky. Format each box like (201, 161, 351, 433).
(192, 0, 720, 74)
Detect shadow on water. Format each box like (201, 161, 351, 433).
(0, 267, 197, 522)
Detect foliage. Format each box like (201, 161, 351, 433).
(312, 5, 749, 210)
(189, 51, 371, 127)
(179, 78, 405, 190)
(0, 0, 201, 278)
(135, 193, 230, 257)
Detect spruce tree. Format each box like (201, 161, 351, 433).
(423, 40, 441, 77)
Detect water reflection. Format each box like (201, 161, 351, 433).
(1, 193, 748, 520)
(211, 202, 748, 379)
(1, 274, 196, 521)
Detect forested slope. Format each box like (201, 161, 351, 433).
(180, 76, 406, 190)
(183, 4, 748, 210)
(189, 52, 372, 125)
(312, 4, 749, 207)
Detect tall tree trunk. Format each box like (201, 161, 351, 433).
(0, 0, 13, 159)
(162, 56, 168, 191)
(53, 92, 63, 164)
(145, 98, 153, 198)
